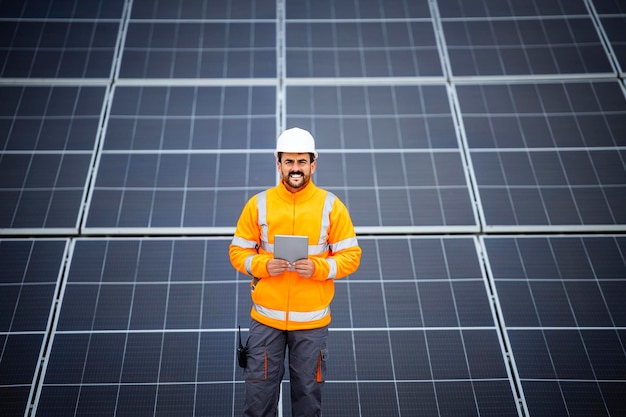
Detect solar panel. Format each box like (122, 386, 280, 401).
(445, 18, 613, 76)
(34, 236, 522, 417)
(0, 86, 105, 234)
(2, 0, 625, 416)
(286, 0, 431, 19)
(130, 0, 276, 19)
(0, 0, 125, 19)
(120, 22, 276, 79)
(286, 85, 458, 148)
(0, 21, 120, 79)
(438, 0, 614, 77)
(0, 239, 67, 417)
(484, 235, 626, 417)
(285, 21, 442, 78)
(457, 80, 626, 231)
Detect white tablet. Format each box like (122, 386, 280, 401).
(274, 235, 308, 269)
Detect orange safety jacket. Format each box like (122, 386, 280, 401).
(229, 179, 361, 331)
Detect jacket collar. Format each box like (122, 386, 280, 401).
(276, 178, 318, 202)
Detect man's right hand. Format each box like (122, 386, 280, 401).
(267, 258, 291, 276)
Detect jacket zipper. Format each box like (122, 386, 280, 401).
(286, 193, 297, 328)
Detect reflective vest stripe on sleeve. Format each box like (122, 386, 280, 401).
(257, 191, 268, 244)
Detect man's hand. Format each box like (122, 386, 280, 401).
(293, 259, 314, 278)
(267, 258, 315, 278)
(267, 258, 290, 276)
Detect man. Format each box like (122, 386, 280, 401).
(229, 127, 362, 417)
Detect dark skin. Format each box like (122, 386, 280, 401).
(266, 152, 316, 278)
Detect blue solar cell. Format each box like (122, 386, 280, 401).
(165, 284, 202, 328)
(582, 330, 626, 380)
(92, 285, 133, 330)
(419, 282, 461, 327)
(0, 333, 43, 385)
(129, 285, 168, 329)
(202, 285, 238, 328)
(197, 332, 237, 380)
(56, 285, 99, 330)
(43, 334, 90, 383)
(116, 385, 158, 416)
(120, 333, 162, 382)
(82, 333, 126, 383)
(354, 331, 395, 380)
(384, 284, 423, 326)
(463, 330, 509, 378)
(454, 281, 494, 326)
(6, 284, 56, 331)
(428, 331, 471, 379)
(390, 331, 432, 379)
(350, 284, 388, 327)
(396, 382, 440, 416)
(159, 332, 199, 382)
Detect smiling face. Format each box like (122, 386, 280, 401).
(277, 152, 316, 193)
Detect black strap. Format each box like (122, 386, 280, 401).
(237, 325, 248, 368)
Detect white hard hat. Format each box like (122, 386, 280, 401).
(275, 127, 318, 158)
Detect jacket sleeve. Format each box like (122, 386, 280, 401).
(229, 195, 272, 278)
(311, 198, 361, 281)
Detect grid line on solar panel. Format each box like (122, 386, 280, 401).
(285, 20, 443, 77)
(482, 235, 626, 416)
(0, 239, 67, 331)
(85, 149, 478, 229)
(470, 148, 626, 228)
(0, 21, 121, 78)
(119, 21, 277, 78)
(35, 328, 520, 416)
(437, 0, 590, 18)
(104, 85, 276, 150)
(0, 86, 107, 151)
(2, 0, 624, 414)
(483, 235, 626, 327)
(455, 80, 626, 229)
(286, 84, 459, 149)
(130, 0, 276, 19)
(286, 0, 431, 19)
(441, 15, 614, 76)
(37, 235, 525, 416)
(0, 0, 125, 18)
(0, 239, 67, 417)
(0, 152, 93, 230)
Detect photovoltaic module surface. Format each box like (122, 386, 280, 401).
(1, 0, 625, 416)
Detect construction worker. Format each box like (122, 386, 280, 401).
(229, 127, 362, 417)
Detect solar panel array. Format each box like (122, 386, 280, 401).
(1, 0, 625, 416)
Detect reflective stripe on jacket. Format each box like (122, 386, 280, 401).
(229, 180, 361, 331)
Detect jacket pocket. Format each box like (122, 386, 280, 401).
(243, 346, 268, 381)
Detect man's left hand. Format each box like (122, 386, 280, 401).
(293, 259, 314, 278)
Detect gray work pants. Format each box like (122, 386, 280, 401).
(242, 319, 328, 417)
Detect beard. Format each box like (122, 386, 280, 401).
(284, 171, 309, 190)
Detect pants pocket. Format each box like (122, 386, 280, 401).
(243, 346, 268, 381)
(316, 347, 328, 383)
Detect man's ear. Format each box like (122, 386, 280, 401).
(310, 160, 317, 175)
